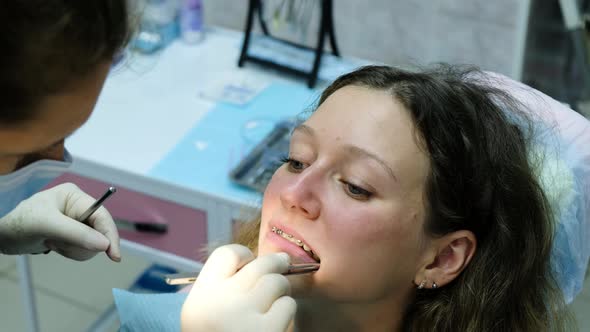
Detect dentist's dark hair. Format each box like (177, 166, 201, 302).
(318, 65, 571, 331)
(0, 0, 131, 125)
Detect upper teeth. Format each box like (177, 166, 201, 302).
(271, 226, 320, 262)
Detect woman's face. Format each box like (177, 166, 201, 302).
(258, 85, 431, 302)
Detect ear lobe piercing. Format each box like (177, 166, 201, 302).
(417, 280, 438, 289)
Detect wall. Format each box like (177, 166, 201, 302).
(202, 0, 530, 79)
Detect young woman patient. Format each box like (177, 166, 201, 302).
(181, 65, 573, 332)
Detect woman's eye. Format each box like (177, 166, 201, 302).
(280, 157, 307, 173)
(344, 182, 373, 200)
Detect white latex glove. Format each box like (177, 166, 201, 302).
(181, 244, 295, 332)
(0, 183, 121, 261)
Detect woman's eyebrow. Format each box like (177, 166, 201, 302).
(293, 124, 398, 183)
(345, 145, 399, 183)
(292, 124, 315, 137)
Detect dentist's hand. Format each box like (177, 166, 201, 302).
(181, 244, 295, 332)
(0, 183, 120, 261)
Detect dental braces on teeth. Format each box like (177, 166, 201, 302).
(272, 226, 320, 262)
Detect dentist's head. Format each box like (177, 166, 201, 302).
(0, 0, 130, 173)
(0, 1, 130, 215)
(0, 1, 130, 260)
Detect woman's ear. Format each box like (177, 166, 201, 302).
(414, 230, 476, 289)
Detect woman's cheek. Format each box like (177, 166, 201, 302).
(258, 175, 283, 254)
(261, 179, 280, 220)
(326, 206, 386, 241)
(263, 169, 285, 201)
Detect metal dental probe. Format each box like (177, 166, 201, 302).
(37, 186, 117, 255)
(164, 263, 321, 285)
(78, 186, 117, 224)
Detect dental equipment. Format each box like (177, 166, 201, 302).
(78, 186, 117, 224)
(164, 263, 320, 285)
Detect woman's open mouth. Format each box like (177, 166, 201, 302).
(271, 226, 321, 263)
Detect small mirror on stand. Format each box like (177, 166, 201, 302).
(237, 0, 340, 88)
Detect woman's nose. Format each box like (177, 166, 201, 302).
(279, 171, 321, 220)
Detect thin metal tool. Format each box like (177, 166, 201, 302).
(165, 263, 320, 285)
(78, 187, 117, 223)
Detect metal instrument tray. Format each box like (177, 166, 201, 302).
(229, 119, 300, 192)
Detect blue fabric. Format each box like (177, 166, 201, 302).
(538, 132, 590, 303)
(529, 105, 590, 304)
(481, 71, 590, 303)
(113, 289, 187, 332)
(0, 150, 72, 218)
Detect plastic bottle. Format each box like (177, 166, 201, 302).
(133, 0, 179, 53)
(180, 0, 204, 44)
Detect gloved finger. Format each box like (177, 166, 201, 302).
(84, 207, 121, 262)
(249, 273, 291, 313)
(47, 183, 114, 252)
(38, 213, 110, 253)
(197, 244, 255, 285)
(231, 252, 290, 290)
(45, 239, 99, 261)
(264, 295, 296, 331)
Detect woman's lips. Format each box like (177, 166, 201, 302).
(266, 231, 319, 264)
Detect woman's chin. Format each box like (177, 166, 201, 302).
(287, 273, 317, 297)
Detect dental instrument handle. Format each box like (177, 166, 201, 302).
(114, 218, 168, 234)
(285, 263, 321, 275)
(164, 263, 320, 285)
(78, 187, 117, 224)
